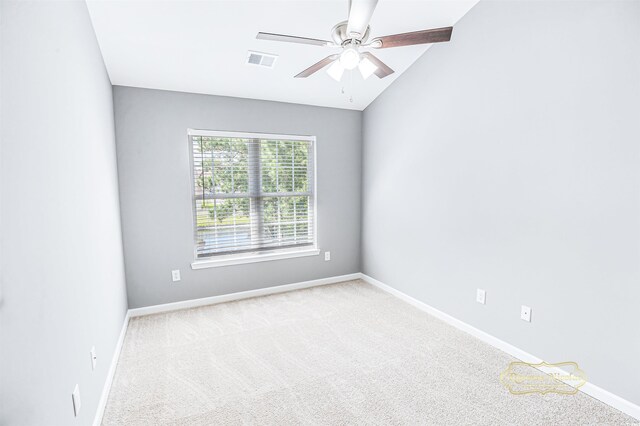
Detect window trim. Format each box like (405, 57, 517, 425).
(187, 129, 318, 268)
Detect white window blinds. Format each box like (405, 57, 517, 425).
(190, 130, 316, 258)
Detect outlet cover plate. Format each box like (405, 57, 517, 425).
(521, 305, 532, 322)
(72, 384, 81, 417)
(171, 270, 181, 282)
(90, 346, 97, 370)
(324, 251, 331, 261)
(476, 289, 486, 304)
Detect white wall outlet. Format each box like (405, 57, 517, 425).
(521, 305, 532, 322)
(171, 269, 181, 282)
(72, 384, 81, 417)
(324, 251, 331, 261)
(476, 289, 486, 305)
(90, 346, 97, 371)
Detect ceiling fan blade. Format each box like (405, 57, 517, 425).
(257, 32, 332, 47)
(346, 0, 379, 39)
(295, 55, 339, 78)
(361, 52, 394, 78)
(372, 27, 453, 49)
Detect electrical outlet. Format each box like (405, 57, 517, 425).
(171, 270, 181, 282)
(476, 289, 486, 305)
(72, 384, 81, 417)
(324, 251, 331, 261)
(521, 305, 532, 322)
(90, 346, 97, 371)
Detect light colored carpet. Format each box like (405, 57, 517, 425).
(102, 280, 636, 425)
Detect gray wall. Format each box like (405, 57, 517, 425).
(113, 87, 362, 308)
(0, 1, 128, 424)
(362, 0, 640, 406)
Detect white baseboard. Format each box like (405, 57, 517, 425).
(359, 273, 640, 421)
(128, 273, 362, 317)
(93, 310, 130, 426)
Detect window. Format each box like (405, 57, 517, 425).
(189, 129, 317, 267)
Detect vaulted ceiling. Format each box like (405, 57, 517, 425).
(87, 0, 478, 110)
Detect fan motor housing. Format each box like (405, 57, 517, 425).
(331, 21, 370, 46)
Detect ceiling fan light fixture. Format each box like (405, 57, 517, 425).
(339, 45, 360, 70)
(257, 0, 454, 81)
(326, 60, 345, 82)
(358, 57, 377, 79)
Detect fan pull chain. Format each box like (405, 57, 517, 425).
(349, 69, 354, 103)
(340, 70, 354, 103)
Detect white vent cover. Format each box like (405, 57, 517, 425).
(246, 51, 278, 68)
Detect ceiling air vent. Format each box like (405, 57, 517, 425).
(246, 51, 278, 69)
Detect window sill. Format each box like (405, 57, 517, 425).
(191, 248, 320, 269)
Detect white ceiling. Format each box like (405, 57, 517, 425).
(86, 0, 478, 111)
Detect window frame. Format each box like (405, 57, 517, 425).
(187, 128, 319, 269)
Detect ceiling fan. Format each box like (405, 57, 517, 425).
(256, 0, 453, 82)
